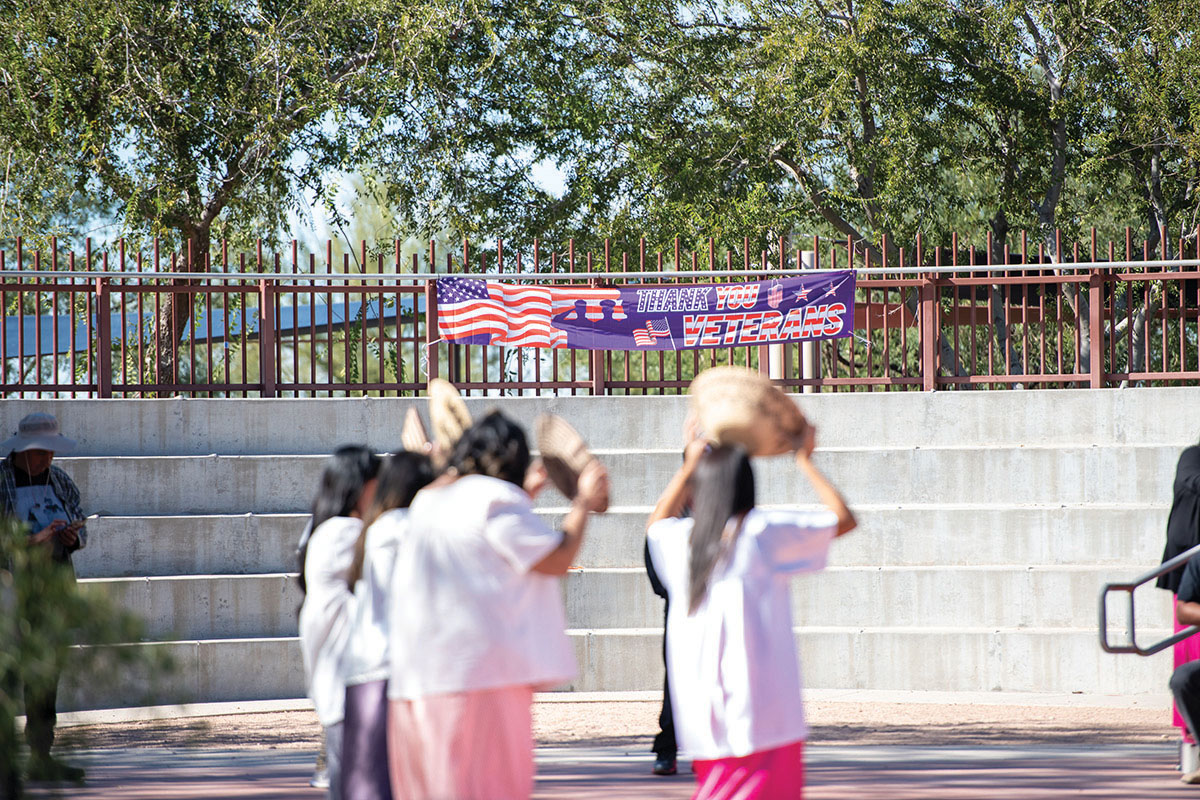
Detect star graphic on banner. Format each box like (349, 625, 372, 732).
(824, 284, 837, 297)
(794, 286, 811, 302)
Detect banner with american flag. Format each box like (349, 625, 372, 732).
(435, 271, 854, 351)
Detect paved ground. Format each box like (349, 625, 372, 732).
(18, 743, 1200, 799)
(17, 696, 1198, 798)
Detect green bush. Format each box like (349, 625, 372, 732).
(0, 516, 171, 798)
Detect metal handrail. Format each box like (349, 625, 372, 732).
(1100, 542, 1200, 655)
(0, 257, 1199, 282)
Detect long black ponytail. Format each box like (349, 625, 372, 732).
(687, 444, 756, 614)
(346, 451, 434, 588)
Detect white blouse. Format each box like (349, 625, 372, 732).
(388, 474, 576, 700)
(343, 508, 410, 686)
(647, 507, 837, 761)
(298, 516, 361, 726)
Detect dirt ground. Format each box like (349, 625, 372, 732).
(55, 700, 1177, 753)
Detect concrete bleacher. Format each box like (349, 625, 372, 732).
(7, 386, 1194, 710)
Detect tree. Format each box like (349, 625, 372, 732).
(0, 0, 472, 385)
(0, 516, 170, 798)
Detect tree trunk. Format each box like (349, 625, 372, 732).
(988, 286, 1025, 387)
(1120, 292, 1161, 388)
(151, 225, 210, 395)
(987, 211, 1024, 387)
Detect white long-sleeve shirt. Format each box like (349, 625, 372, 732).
(647, 507, 836, 760)
(298, 516, 361, 726)
(343, 508, 409, 686)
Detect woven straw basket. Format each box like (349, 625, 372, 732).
(428, 379, 472, 452)
(689, 366, 806, 456)
(535, 414, 609, 512)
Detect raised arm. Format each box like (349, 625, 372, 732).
(646, 438, 708, 531)
(532, 460, 609, 576)
(794, 426, 856, 537)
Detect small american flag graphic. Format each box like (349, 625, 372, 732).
(633, 318, 671, 346)
(767, 281, 783, 308)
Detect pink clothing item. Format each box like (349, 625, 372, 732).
(387, 685, 534, 800)
(1175, 607, 1200, 742)
(692, 740, 805, 800)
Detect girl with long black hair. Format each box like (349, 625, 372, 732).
(298, 445, 381, 800)
(646, 426, 855, 800)
(340, 451, 434, 800)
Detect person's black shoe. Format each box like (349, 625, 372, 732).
(653, 756, 677, 776)
(26, 755, 85, 784)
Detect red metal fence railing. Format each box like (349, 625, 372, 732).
(1, 233, 1197, 398)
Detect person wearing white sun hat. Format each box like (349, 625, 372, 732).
(0, 411, 87, 784)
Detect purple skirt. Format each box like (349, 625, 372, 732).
(342, 679, 393, 800)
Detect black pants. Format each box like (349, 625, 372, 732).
(23, 667, 60, 760)
(15, 558, 72, 763)
(652, 604, 677, 759)
(1, 662, 20, 799)
(1172, 660, 1200, 747)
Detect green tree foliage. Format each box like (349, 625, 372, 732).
(0, 517, 171, 798)
(9, 0, 1200, 256)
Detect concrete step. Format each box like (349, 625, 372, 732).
(61, 637, 307, 711)
(75, 514, 308, 578)
(564, 566, 1174, 631)
(557, 503, 1172, 572)
(83, 561, 1170, 642)
(566, 627, 1173, 695)
(73, 504, 1170, 578)
(59, 626, 1172, 711)
(58, 444, 1183, 516)
(14, 386, 1200, 456)
(81, 575, 300, 640)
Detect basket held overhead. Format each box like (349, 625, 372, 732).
(535, 414, 610, 513)
(689, 366, 807, 457)
(428, 379, 472, 453)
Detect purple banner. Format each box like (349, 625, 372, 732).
(436, 271, 855, 351)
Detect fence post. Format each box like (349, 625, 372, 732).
(920, 271, 938, 391)
(424, 280, 440, 383)
(799, 251, 818, 392)
(1089, 268, 1103, 388)
(589, 277, 606, 395)
(259, 280, 276, 397)
(95, 278, 112, 398)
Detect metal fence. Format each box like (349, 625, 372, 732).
(1, 232, 1197, 397)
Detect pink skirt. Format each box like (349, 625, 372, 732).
(1176, 608, 1200, 741)
(387, 685, 534, 800)
(692, 740, 805, 800)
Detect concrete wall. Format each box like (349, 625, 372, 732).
(3, 386, 1191, 709)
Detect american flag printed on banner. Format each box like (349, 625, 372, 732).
(437, 277, 625, 349)
(767, 282, 783, 308)
(632, 318, 671, 346)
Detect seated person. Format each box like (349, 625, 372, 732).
(1170, 550, 1200, 785)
